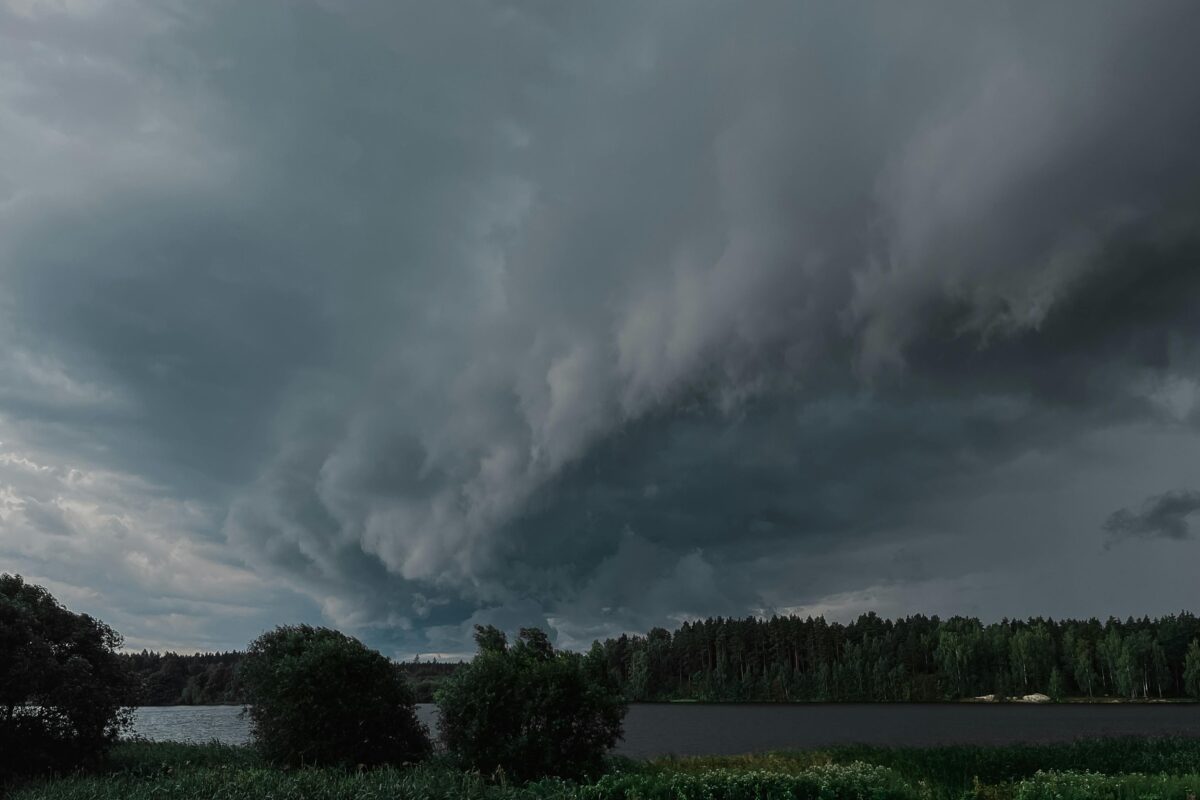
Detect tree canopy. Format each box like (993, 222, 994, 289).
(238, 624, 431, 767)
(592, 612, 1200, 702)
(0, 574, 136, 782)
(436, 625, 626, 781)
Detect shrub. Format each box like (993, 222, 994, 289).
(0, 574, 137, 783)
(582, 763, 919, 800)
(436, 626, 626, 781)
(827, 736, 1200, 792)
(8, 762, 562, 800)
(1012, 769, 1200, 800)
(238, 624, 430, 767)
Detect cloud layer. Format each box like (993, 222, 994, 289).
(3, 0, 1200, 654)
(1104, 490, 1200, 543)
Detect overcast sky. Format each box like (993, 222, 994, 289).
(3, 0, 1200, 658)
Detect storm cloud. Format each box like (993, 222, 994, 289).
(3, 0, 1200, 655)
(1104, 490, 1200, 543)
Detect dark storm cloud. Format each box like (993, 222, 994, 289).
(1104, 490, 1200, 543)
(3, 0, 1200, 653)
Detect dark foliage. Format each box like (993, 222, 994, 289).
(594, 612, 1200, 702)
(238, 624, 431, 767)
(119, 650, 460, 705)
(0, 574, 137, 783)
(435, 626, 626, 781)
(825, 736, 1200, 794)
(117, 612, 1200, 713)
(121, 650, 244, 705)
(16, 737, 1200, 800)
(401, 660, 462, 703)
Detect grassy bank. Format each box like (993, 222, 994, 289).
(12, 738, 1200, 800)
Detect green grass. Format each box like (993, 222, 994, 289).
(105, 739, 263, 773)
(12, 738, 1200, 800)
(9, 761, 917, 800)
(649, 738, 1200, 797)
(1003, 770, 1200, 799)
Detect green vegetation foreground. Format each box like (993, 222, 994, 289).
(13, 573, 1200, 799)
(14, 737, 1200, 800)
(3, 573, 626, 788)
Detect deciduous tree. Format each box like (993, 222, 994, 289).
(239, 625, 430, 767)
(0, 574, 136, 782)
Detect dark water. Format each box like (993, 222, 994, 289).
(130, 703, 1200, 758)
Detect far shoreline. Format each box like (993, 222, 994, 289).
(130, 696, 1200, 708)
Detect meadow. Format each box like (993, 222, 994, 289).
(11, 737, 1200, 800)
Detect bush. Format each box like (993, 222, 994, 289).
(583, 763, 919, 800)
(1011, 769, 1200, 799)
(826, 736, 1200, 792)
(436, 626, 626, 781)
(238, 624, 430, 767)
(0, 574, 137, 783)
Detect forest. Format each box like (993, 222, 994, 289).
(121, 650, 243, 705)
(120, 651, 459, 704)
(591, 612, 1200, 702)
(122, 612, 1200, 705)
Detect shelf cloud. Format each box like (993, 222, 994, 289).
(3, 0, 1200, 655)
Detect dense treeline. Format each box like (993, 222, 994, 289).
(121, 651, 244, 705)
(121, 612, 1200, 705)
(119, 651, 461, 704)
(402, 659, 462, 703)
(592, 612, 1200, 702)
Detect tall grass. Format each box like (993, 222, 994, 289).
(10, 764, 530, 800)
(8, 760, 914, 800)
(582, 763, 918, 800)
(651, 737, 1200, 798)
(105, 739, 262, 773)
(1008, 770, 1200, 800)
(13, 738, 1200, 800)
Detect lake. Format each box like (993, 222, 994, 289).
(130, 703, 1200, 758)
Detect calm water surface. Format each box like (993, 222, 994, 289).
(130, 703, 1200, 758)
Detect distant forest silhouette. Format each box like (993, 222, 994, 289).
(124, 612, 1200, 704)
(121, 651, 457, 704)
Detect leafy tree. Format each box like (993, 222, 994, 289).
(0, 574, 136, 782)
(993, 669, 1011, 702)
(1099, 628, 1123, 695)
(239, 625, 430, 767)
(436, 625, 626, 781)
(1010, 625, 1054, 694)
(627, 649, 650, 700)
(1184, 639, 1200, 699)
(473, 624, 508, 655)
(1073, 642, 1096, 698)
(1152, 643, 1171, 699)
(1048, 667, 1066, 702)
